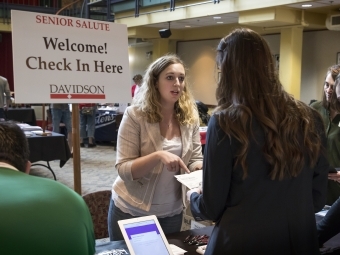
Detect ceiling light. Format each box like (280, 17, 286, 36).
(217, 21, 224, 24)
(213, 17, 221, 19)
(301, 4, 312, 7)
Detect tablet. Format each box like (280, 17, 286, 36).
(118, 215, 174, 255)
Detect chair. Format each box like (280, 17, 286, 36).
(83, 190, 111, 239)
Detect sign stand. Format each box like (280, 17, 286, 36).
(72, 104, 81, 194)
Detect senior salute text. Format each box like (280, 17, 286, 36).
(36, 14, 110, 31)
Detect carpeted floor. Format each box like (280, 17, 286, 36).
(29, 142, 118, 196)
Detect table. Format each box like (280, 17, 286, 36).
(95, 219, 340, 255)
(5, 108, 37, 125)
(95, 226, 213, 255)
(94, 110, 123, 148)
(27, 132, 71, 180)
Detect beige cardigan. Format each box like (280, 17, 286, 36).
(112, 105, 203, 212)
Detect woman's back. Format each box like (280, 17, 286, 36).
(199, 115, 327, 254)
(188, 28, 329, 255)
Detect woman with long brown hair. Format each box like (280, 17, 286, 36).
(187, 28, 329, 254)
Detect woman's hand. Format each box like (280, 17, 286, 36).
(157, 151, 190, 173)
(328, 172, 340, 182)
(186, 186, 202, 202)
(193, 162, 203, 171)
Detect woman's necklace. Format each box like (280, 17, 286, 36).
(163, 114, 174, 129)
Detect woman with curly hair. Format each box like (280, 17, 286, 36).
(108, 54, 203, 241)
(187, 28, 329, 254)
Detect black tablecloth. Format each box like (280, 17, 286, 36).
(27, 132, 71, 168)
(5, 108, 37, 125)
(95, 220, 340, 255)
(94, 111, 123, 142)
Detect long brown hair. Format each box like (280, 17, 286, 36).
(215, 28, 321, 180)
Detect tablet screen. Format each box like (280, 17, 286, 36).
(121, 219, 171, 255)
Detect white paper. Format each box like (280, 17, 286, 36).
(191, 220, 208, 229)
(24, 131, 33, 137)
(199, 126, 207, 132)
(31, 130, 52, 136)
(169, 244, 187, 255)
(196, 245, 207, 255)
(20, 125, 43, 131)
(316, 209, 329, 217)
(175, 170, 202, 189)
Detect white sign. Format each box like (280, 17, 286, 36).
(11, 10, 131, 103)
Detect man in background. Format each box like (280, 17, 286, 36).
(0, 121, 95, 255)
(131, 74, 143, 98)
(0, 76, 11, 119)
(50, 103, 73, 154)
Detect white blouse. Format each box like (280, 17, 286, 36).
(113, 136, 183, 217)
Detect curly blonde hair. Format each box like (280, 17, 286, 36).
(133, 54, 198, 125)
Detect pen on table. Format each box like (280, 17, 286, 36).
(183, 234, 192, 243)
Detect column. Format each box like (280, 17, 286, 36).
(279, 27, 303, 99)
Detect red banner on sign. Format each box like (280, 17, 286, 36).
(50, 94, 106, 99)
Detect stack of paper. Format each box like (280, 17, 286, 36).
(175, 170, 202, 189)
(17, 123, 42, 131)
(24, 131, 33, 137)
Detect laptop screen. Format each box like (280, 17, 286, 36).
(121, 219, 171, 255)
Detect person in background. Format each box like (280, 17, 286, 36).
(310, 65, 340, 206)
(108, 54, 203, 241)
(0, 121, 95, 255)
(317, 73, 340, 246)
(50, 103, 72, 154)
(79, 103, 97, 148)
(187, 28, 329, 254)
(0, 76, 11, 119)
(131, 74, 143, 98)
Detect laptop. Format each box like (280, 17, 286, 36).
(118, 215, 174, 255)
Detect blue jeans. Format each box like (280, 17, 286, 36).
(108, 199, 183, 241)
(79, 110, 96, 139)
(51, 108, 72, 134)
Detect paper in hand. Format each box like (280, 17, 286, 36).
(174, 170, 202, 189)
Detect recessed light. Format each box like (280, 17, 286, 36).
(185, 25, 191, 28)
(213, 16, 221, 19)
(301, 4, 312, 7)
(217, 21, 224, 24)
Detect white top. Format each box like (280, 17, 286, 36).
(114, 136, 183, 217)
(134, 85, 140, 97)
